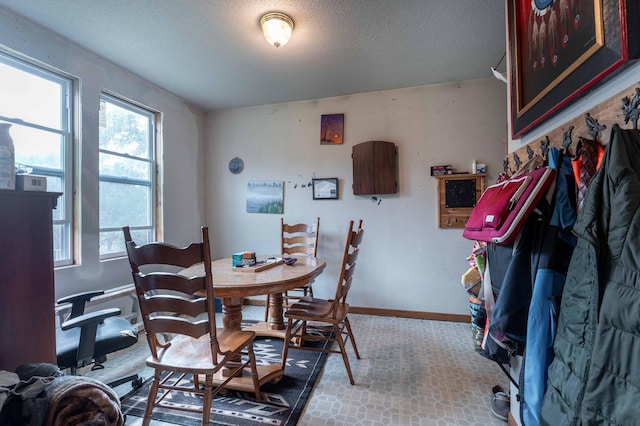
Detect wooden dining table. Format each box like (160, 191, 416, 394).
(181, 255, 326, 392)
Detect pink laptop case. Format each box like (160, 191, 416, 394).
(463, 167, 556, 245)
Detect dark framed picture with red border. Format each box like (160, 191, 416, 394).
(509, 0, 640, 138)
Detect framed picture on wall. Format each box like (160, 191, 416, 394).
(246, 180, 284, 213)
(508, 0, 640, 138)
(312, 178, 338, 200)
(320, 114, 344, 145)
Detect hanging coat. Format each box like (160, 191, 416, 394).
(520, 148, 576, 426)
(484, 186, 553, 364)
(571, 137, 604, 212)
(541, 125, 640, 425)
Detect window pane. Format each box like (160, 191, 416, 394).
(100, 181, 150, 228)
(48, 177, 64, 221)
(99, 230, 125, 257)
(99, 95, 155, 259)
(12, 125, 63, 170)
(100, 228, 151, 257)
(52, 223, 71, 263)
(99, 152, 150, 181)
(0, 52, 72, 266)
(0, 61, 64, 130)
(46, 176, 63, 193)
(99, 101, 150, 158)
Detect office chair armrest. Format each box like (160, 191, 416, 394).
(60, 307, 121, 331)
(57, 290, 106, 319)
(60, 307, 122, 368)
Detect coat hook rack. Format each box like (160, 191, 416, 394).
(621, 87, 640, 130)
(562, 126, 574, 152)
(540, 136, 550, 159)
(585, 113, 606, 142)
(526, 145, 535, 161)
(513, 152, 522, 172)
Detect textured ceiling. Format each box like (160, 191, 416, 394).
(0, 0, 507, 111)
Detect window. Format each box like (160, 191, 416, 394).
(99, 94, 156, 259)
(0, 52, 73, 266)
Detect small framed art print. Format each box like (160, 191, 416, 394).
(312, 178, 338, 200)
(320, 114, 344, 145)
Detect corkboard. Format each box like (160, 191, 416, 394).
(504, 83, 640, 175)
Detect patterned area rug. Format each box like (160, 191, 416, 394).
(120, 334, 330, 426)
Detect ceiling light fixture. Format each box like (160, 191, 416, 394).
(260, 12, 294, 48)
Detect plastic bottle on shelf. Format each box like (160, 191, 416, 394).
(0, 123, 15, 190)
(472, 160, 477, 174)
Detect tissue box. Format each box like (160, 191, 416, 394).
(16, 174, 47, 191)
(232, 251, 256, 267)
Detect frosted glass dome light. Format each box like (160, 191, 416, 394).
(260, 12, 294, 48)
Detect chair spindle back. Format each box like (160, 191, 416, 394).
(281, 217, 320, 257)
(123, 226, 219, 361)
(333, 220, 364, 308)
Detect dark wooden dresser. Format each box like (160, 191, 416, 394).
(0, 191, 60, 372)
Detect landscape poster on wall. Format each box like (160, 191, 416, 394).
(509, 0, 638, 138)
(320, 114, 344, 145)
(246, 180, 283, 213)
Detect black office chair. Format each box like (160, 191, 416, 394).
(55, 290, 143, 389)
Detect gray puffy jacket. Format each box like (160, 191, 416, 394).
(541, 125, 640, 425)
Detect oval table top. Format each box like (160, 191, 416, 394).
(181, 255, 327, 298)
(179, 256, 327, 391)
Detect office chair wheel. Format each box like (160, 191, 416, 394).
(132, 375, 145, 390)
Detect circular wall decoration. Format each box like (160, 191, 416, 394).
(228, 157, 244, 174)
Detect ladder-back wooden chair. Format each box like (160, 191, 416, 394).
(123, 226, 262, 426)
(280, 219, 364, 385)
(265, 217, 320, 321)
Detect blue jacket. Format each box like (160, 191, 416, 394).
(521, 148, 576, 425)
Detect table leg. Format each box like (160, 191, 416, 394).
(219, 297, 244, 377)
(267, 292, 285, 330)
(221, 296, 244, 330)
(206, 296, 283, 391)
(243, 292, 289, 338)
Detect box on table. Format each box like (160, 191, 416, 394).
(232, 251, 256, 267)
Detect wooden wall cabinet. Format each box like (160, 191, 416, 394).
(0, 191, 60, 372)
(352, 140, 398, 195)
(436, 174, 485, 228)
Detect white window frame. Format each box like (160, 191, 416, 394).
(0, 52, 74, 267)
(98, 93, 157, 259)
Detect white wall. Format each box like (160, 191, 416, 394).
(0, 9, 207, 299)
(205, 80, 508, 315)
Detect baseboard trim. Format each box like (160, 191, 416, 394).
(349, 306, 469, 323)
(243, 298, 470, 323)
